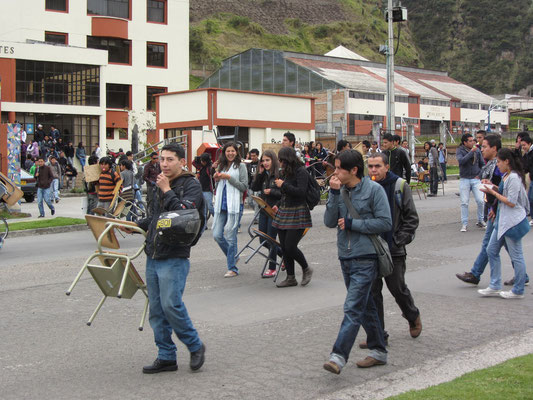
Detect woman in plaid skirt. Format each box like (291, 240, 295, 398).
(273, 147, 313, 288)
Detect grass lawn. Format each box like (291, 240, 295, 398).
(3, 217, 86, 232)
(387, 354, 533, 400)
(446, 165, 459, 175)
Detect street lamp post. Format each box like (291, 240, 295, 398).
(386, 0, 395, 135)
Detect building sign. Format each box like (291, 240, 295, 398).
(0, 45, 15, 55)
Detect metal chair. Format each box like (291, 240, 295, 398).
(66, 215, 149, 330)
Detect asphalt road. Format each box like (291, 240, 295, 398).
(1, 181, 532, 399)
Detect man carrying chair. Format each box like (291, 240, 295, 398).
(121, 143, 206, 374)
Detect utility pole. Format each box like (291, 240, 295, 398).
(386, 0, 395, 135)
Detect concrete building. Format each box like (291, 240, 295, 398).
(0, 0, 188, 162)
(199, 47, 509, 138)
(156, 88, 315, 167)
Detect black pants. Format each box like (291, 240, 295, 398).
(277, 228, 308, 276)
(429, 167, 439, 195)
(371, 255, 419, 337)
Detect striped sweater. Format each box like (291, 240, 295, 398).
(98, 170, 120, 201)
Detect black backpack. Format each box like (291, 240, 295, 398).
(305, 169, 321, 210)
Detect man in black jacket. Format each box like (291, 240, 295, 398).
(363, 152, 421, 346)
(124, 143, 206, 374)
(381, 133, 411, 184)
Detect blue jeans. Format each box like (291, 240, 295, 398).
(331, 258, 387, 364)
(52, 178, 60, 200)
(146, 257, 202, 361)
(258, 211, 280, 270)
(213, 208, 243, 273)
(528, 183, 533, 219)
(487, 228, 528, 295)
(77, 157, 86, 171)
(202, 191, 214, 219)
(459, 178, 484, 226)
(37, 187, 55, 216)
(440, 162, 447, 181)
(470, 217, 496, 279)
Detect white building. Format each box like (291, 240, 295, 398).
(0, 0, 188, 160)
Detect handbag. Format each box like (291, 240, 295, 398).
(341, 187, 394, 278)
(504, 217, 530, 241)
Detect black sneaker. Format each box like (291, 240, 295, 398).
(190, 343, 205, 371)
(142, 358, 177, 374)
(456, 272, 480, 285)
(51, 209, 55, 216)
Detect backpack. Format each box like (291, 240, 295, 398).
(305, 169, 321, 210)
(394, 178, 406, 208)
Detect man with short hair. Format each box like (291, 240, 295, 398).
(520, 136, 533, 222)
(35, 157, 55, 218)
(144, 152, 161, 215)
(97, 157, 121, 210)
(456, 133, 485, 232)
(336, 140, 352, 153)
(427, 141, 439, 197)
(475, 130, 486, 147)
(94, 143, 102, 159)
(381, 133, 411, 183)
(247, 149, 260, 212)
(122, 143, 206, 374)
(371, 141, 381, 154)
(34, 124, 45, 146)
(282, 131, 303, 160)
(48, 156, 62, 203)
(365, 152, 421, 347)
(362, 140, 372, 156)
(323, 150, 391, 374)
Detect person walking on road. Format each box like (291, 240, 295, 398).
(323, 150, 391, 374)
(122, 143, 206, 374)
(35, 157, 55, 218)
(381, 133, 411, 183)
(363, 152, 422, 347)
(212, 142, 248, 278)
(272, 146, 313, 288)
(425, 141, 439, 197)
(457, 133, 485, 232)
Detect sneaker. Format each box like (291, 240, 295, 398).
(476, 221, 487, 228)
(499, 290, 525, 299)
(456, 272, 480, 285)
(262, 269, 277, 278)
(477, 287, 501, 297)
(142, 358, 177, 374)
(51, 209, 55, 216)
(504, 277, 530, 286)
(530, 220, 533, 227)
(38, 215, 45, 218)
(224, 271, 238, 278)
(356, 356, 386, 368)
(323, 360, 342, 375)
(460, 225, 467, 232)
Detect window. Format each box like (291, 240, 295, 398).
(481, 104, 490, 111)
(88, 0, 129, 19)
(87, 36, 131, 64)
(118, 128, 128, 140)
(16, 60, 99, 106)
(452, 101, 461, 108)
(349, 91, 385, 101)
(147, 86, 167, 111)
(106, 127, 114, 139)
(147, 42, 167, 67)
(395, 95, 409, 103)
(147, 0, 166, 23)
(106, 83, 130, 109)
(46, 0, 67, 12)
(421, 98, 449, 107)
(461, 102, 480, 110)
(45, 32, 68, 45)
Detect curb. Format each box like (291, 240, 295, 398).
(8, 224, 89, 238)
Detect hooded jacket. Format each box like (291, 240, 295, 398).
(456, 145, 484, 179)
(137, 171, 204, 260)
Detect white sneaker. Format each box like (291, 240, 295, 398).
(529, 220, 533, 227)
(460, 225, 467, 232)
(476, 221, 487, 228)
(478, 287, 501, 297)
(499, 290, 524, 299)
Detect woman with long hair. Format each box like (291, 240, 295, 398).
(251, 150, 282, 278)
(312, 141, 328, 178)
(479, 148, 529, 299)
(273, 147, 313, 287)
(212, 142, 248, 278)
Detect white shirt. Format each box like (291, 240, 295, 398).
(95, 146, 102, 159)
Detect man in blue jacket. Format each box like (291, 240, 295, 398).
(456, 133, 485, 232)
(323, 150, 392, 374)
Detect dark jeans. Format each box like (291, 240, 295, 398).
(429, 166, 439, 194)
(277, 228, 308, 276)
(440, 162, 447, 181)
(332, 258, 387, 363)
(258, 211, 280, 271)
(370, 255, 419, 338)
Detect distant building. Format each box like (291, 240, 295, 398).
(199, 46, 509, 137)
(0, 0, 188, 164)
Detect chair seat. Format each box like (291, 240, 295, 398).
(252, 229, 281, 247)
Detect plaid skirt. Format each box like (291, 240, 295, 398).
(272, 204, 312, 230)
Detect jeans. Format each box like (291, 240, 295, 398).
(37, 187, 55, 216)
(459, 178, 484, 226)
(146, 257, 202, 361)
(471, 217, 496, 279)
(52, 178, 60, 200)
(77, 157, 86, 171)
(202, 191, 214, 220)
(440, 162, 447, 181)
(528, 183, 533, 219)
(371, 255, 419, 337)
(213, 209, 243, 273)
(258, 211, 280, 270)
(429, 167, 438, 195)
(87, 193, 98, 215)
(331, 258, 387, 364)
(487, 228, 528, 295)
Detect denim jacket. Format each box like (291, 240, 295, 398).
(324, 177, 392, 260)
